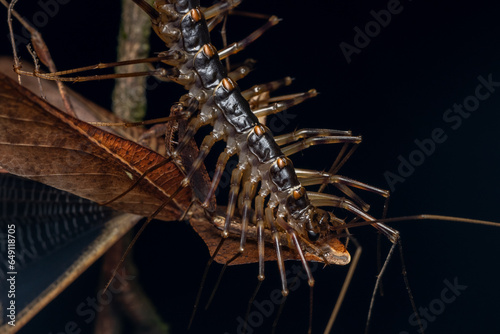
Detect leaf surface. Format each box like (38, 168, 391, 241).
(0, 72, 191, 221)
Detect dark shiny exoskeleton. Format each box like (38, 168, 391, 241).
(135, 0, 396, 295)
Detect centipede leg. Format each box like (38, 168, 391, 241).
(13, 57, 173, 83)
(188, 237, 227, 330)
(274, 128, 353, 146)
(172, 117, 206, 159)
(203, 165, 245, 310)
(265, 208, 288, 296)
(252, 89, 318, 118)
(223, 165, 245, 235)
(297, 169, 390, 211)
(218, 15, 280, 60)
(221, 14, 231, 72)
(206, 14, 225, 32)
(205, 179, 256, 310)
(279, 218, 315, 334)
(227, 59, 256, 82)
(202, 148, 234, 208)
(238, 181, 255, 250)
(241, 77, 293, 101)
(324, 236, 363, 334)
(308, 192, 400, 243)
(131, 0, 159, 21)
(138, 123, 169, 146)
(241, 193, 267, 333)
(255, 195, 267, 281)
(202, 0, 242, 20)
(281, 135, 362, 157)
(181, 132, 219, 187)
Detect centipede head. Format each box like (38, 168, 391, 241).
(291, 207, 352, 266)
(282, 188, 351, 265)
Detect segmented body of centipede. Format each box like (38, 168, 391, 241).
(133, 0, 400, 324)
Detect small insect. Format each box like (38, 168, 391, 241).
(1, 1, 500, 334)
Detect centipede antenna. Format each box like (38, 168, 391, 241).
(324, 237, 362, 334)
(204, 251, 242, 310)
(188, 238, 226, 330)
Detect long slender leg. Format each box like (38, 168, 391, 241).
(238, 180, 255, 252)
(218, 16, 280, 60)
(204, 178, 256, 310)
(279, 218, 315, 334)
(265, 208, 289, 296)
(227, 59, 256, 82)
(252, 90, 318, 118)
(241, 77, 293, 100)
(223, 165, 245, 236)
(202, 148, 235, 208)
(181, 132, 220, 187)
(138, 123, 169, 146)
(255, 194, 267, 281)
(281, 135, 362, 157)
(274, 128, 353, 146)
(296, 169, 390, 197)
(171, 116, 207, 159)
(324, 237, 362, 334)
(296, 168, 386, 211)
(202, 0, 242, 19)
(321, 143, 359, 189)
(203, 3, 279, 64)
(206, 14, 225, 32)
(307, 192, 399, 242)
(241, 193, 268, 333)
(19, 65, 173, 83)
(89, 114, 186, 129)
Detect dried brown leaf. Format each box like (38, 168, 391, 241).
(0, 72, 191, 221)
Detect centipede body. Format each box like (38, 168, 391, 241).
(2, 0, 500, 333)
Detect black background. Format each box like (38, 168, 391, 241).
(1, 0, 500, 333)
